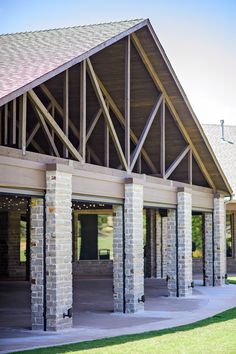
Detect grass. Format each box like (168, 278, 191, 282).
(15, 307, 236, 354)
(228, 276, 236, 284)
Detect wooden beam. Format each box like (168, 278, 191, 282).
(28, 89, 83, 161)
(85, 108, 102, 143)
(79, 61, 86, 161)
(86, 58, 128, 171)
(125, 35, 131, 169)
(26, 122, 40, 147)
(18, 97, 22, 149)
(130, 94, 163, 171)
(4, 103, 8, 145)
(137, 154, 142, 173)
(63, 69, 69, 158)
(165, 145, 191, 179)
(12, 99, 16, 145)
(35, 107, 60, 157)
(21, 93, 27, 155)
(160, 98, 165, 178)
(104, 101, 110, 167)
(40, 82, 102, 165)
(188, 149, 193, 185)
(131, 32, 215, 189)
(97, 77, 157, 174)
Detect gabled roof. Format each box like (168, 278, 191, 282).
(0, 19, 146, 106)
(203, 124, 236, 195)
(0, 19, 232, 194)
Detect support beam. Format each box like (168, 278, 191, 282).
(63, 70, 69, 158)
(34, 106, 60, 157)
(79, 61, 86, 161)
(97, 77, 157, 174)
(27, 103, 52, 148)
(86, 58, 128, 171)
(130, 94, 163, 171)
(160, 98, 165, 178)
(40, 83, 101, 164)
(131, 33, 215, 189)
(104, 102, 109, 167)
(165, 145, 191, 180)
(125, 35, 131, 169)
(4, 103, 8, 145)
(12, 99, 16, 145)
(21, 93, 27, 155)
(188, 149, 192, 185)
(85, 108, 102, 143)
(28, 89, 83, 161)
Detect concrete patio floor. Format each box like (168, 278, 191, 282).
(0, 277, 236, 353)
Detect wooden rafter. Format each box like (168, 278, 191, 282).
(160, 98, 165, 178)
(30, 103, 60, 157)
(97, 77, 158, 174)
(125, 35, 131, 169)
(79, 61, 86, 161)
(131, 32, 215, 189)
(63, 69, 69, 158)
(165, 145, 191, 179)
(130, 94, 163, 171)
(86, 58, 128, 171)
(85, 108, 102, 143)
(40, 83, 101, 164)
(28, 89, 83, 161)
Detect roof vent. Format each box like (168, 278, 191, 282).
(220, 120, 233, 144)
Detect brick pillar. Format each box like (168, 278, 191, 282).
(167, 208, 177, 296)
(46, 166, 72, 331)
(156, 211, 168, 280)
(8, 211, 21, 278)
(204, 212, 213, 286)
(113, 204, 124, 312)
(30, 198, 44, 330)
(146, 209, 156, 278)
(214, 193, 226, 286)
(124, 179, 144, 313)
(177, 188, 192, 296)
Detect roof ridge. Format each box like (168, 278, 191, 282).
(0, 18, 145, 37)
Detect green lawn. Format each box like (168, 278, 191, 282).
(228, 276, 236, 284)
(15, 307, 236, 354)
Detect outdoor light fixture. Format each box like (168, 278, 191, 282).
(138, 295, 145, 303)
(63, 307, 72, 318)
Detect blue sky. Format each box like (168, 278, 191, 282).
(1, 0, 236, 125)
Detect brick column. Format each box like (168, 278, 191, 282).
(156, 211, 162, 279)
(46, 165, 72, 331)
(204, 212, 213, 286)
(214, 193, 226, 286)
(113, 204, 124, 312)
(30, 198, 44, 330)
(156, 211, 168, 279)
(146, 209, 156, 278)
(167, 208, 177, 296)
(177, 188, 192, 296)
(124, 179, 144, 313)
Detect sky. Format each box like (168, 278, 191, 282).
(0, 0, 236, 125)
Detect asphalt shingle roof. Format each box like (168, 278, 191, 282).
(203, 124, 236, 195)
(0, 19, 144, 103)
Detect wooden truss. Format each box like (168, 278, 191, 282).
(0, 33, 215, 188)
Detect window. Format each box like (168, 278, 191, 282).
(192, 214, 203, 258)
(226, 213, 233, 257)
(20, 216, 27, 262)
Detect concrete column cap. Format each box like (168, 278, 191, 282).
(46, 163, 74, 174)
(177, 186, 192, 194)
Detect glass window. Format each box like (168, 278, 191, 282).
(192, 214, 203, 258)
(226, 214, 233, 257)
(20, 216, 27, 262)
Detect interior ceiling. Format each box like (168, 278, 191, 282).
(0, 29, 215, 189)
